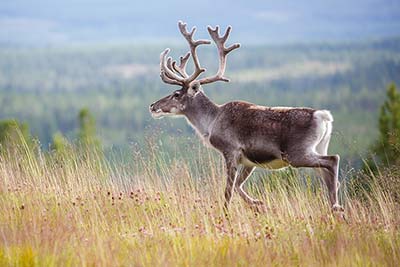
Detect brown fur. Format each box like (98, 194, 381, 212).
(151, 90, 343, 213)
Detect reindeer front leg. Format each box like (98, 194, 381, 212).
(223, 152, 241, 212)
(223, 160, 237, 212)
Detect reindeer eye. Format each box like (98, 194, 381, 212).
(173, 92, 180, 98)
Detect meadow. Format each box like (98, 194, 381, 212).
(0, 137, 399, 266)
(1, 37, 400, 266)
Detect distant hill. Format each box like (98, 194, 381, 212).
(1, 0, 400, 45)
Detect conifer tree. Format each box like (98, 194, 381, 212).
(51, 132, 70, 155)
(78, 108, 100, 148)
(373, 83, 400, 165)
(0, 120, 31, 151)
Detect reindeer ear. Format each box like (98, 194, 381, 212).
(188, 81, 201, 96)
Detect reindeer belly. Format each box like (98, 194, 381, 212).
(241, 150, 289, 170)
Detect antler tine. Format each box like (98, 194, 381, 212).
(160, 49, 184, 85)
(171, 61, 183, 78)
(160, 49, 185, 85)
(172, 52, 190, 78)
(178, 21, 211, 84)
(198, 25, 240, 85)
(166, 57, 174, 71)
(179, 52, 190, 68)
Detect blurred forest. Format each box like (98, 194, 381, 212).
(1, 37, 400, 165)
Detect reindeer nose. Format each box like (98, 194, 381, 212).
(149, 103, 155, 111)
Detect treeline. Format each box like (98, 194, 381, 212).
(0, 108, 101, 157)
(0, 39, 400, 161)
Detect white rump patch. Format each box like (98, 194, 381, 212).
(314, 110, 333, 122)
(312, 110, 334, 154)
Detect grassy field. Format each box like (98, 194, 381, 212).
(0, 139, 399, 267)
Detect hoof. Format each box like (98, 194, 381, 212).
(331, 204, 344, 212)
(332, 205, 348, 223)
(252, 200, 264, 206)
(250, 203, 268, 214)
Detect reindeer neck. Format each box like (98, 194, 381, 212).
(183, 92, 220, 137)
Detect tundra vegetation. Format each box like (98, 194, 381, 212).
(0, 40, 400, 266)
(0, 122, 399, 266)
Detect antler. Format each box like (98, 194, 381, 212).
(159, 21, 211, 86)
(177, 21, 211, 84)
(198, 26, 240, 85)
(159, 21, 240, 87)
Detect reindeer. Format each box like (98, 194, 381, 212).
(149, 21, 344, 213)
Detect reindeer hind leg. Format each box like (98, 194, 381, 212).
(288, 150, 342, 211)
(235, 166, 264, 206)
(314, 121, 343, 211)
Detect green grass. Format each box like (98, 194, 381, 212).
(0, 141, 399, 266)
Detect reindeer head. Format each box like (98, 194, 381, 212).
(149, 21, 240, 119)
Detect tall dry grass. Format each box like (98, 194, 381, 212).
(0, 138, 399, 266)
